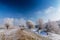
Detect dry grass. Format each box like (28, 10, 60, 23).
(0, 32, 5, 40)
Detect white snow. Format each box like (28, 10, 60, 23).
(0, 28, 60, 40)
(31, 29, 60, 40)
(48, 32, 60, 40)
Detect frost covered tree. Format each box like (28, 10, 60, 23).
(4, 18, 14, 29)
(18, 18, 26, 28)
(5, 23, 9, 29)
(26, 20, 35, 29)
(36, 19, 44, 30)
(46, 20, 60, 34)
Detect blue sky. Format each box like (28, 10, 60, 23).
(0, 0, 60, 22)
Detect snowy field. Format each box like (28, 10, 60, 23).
(0, 28, 60, 40)
(48, 32, 60, 40)
(31, 29, 60, 40)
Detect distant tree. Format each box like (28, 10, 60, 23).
(18, 18, 26, 28)
(46, 20, 60, 34)
(4, 18, 14, 29)
(45, 20, 52, 32)
(36, 19, 44, 30)
(26, 20, 34, 29)
(5, 23, 9, 29)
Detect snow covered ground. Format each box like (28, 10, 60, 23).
(37, 31, 60, 40)
(0, 28, 60, 40)
(31, 29, 60, 40)
(48, 32, 60, 40)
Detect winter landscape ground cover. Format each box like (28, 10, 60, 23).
(0, 18, 60, 40)
(0, 27, 50, 40)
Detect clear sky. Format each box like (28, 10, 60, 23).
(0, 0, 60, 22)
